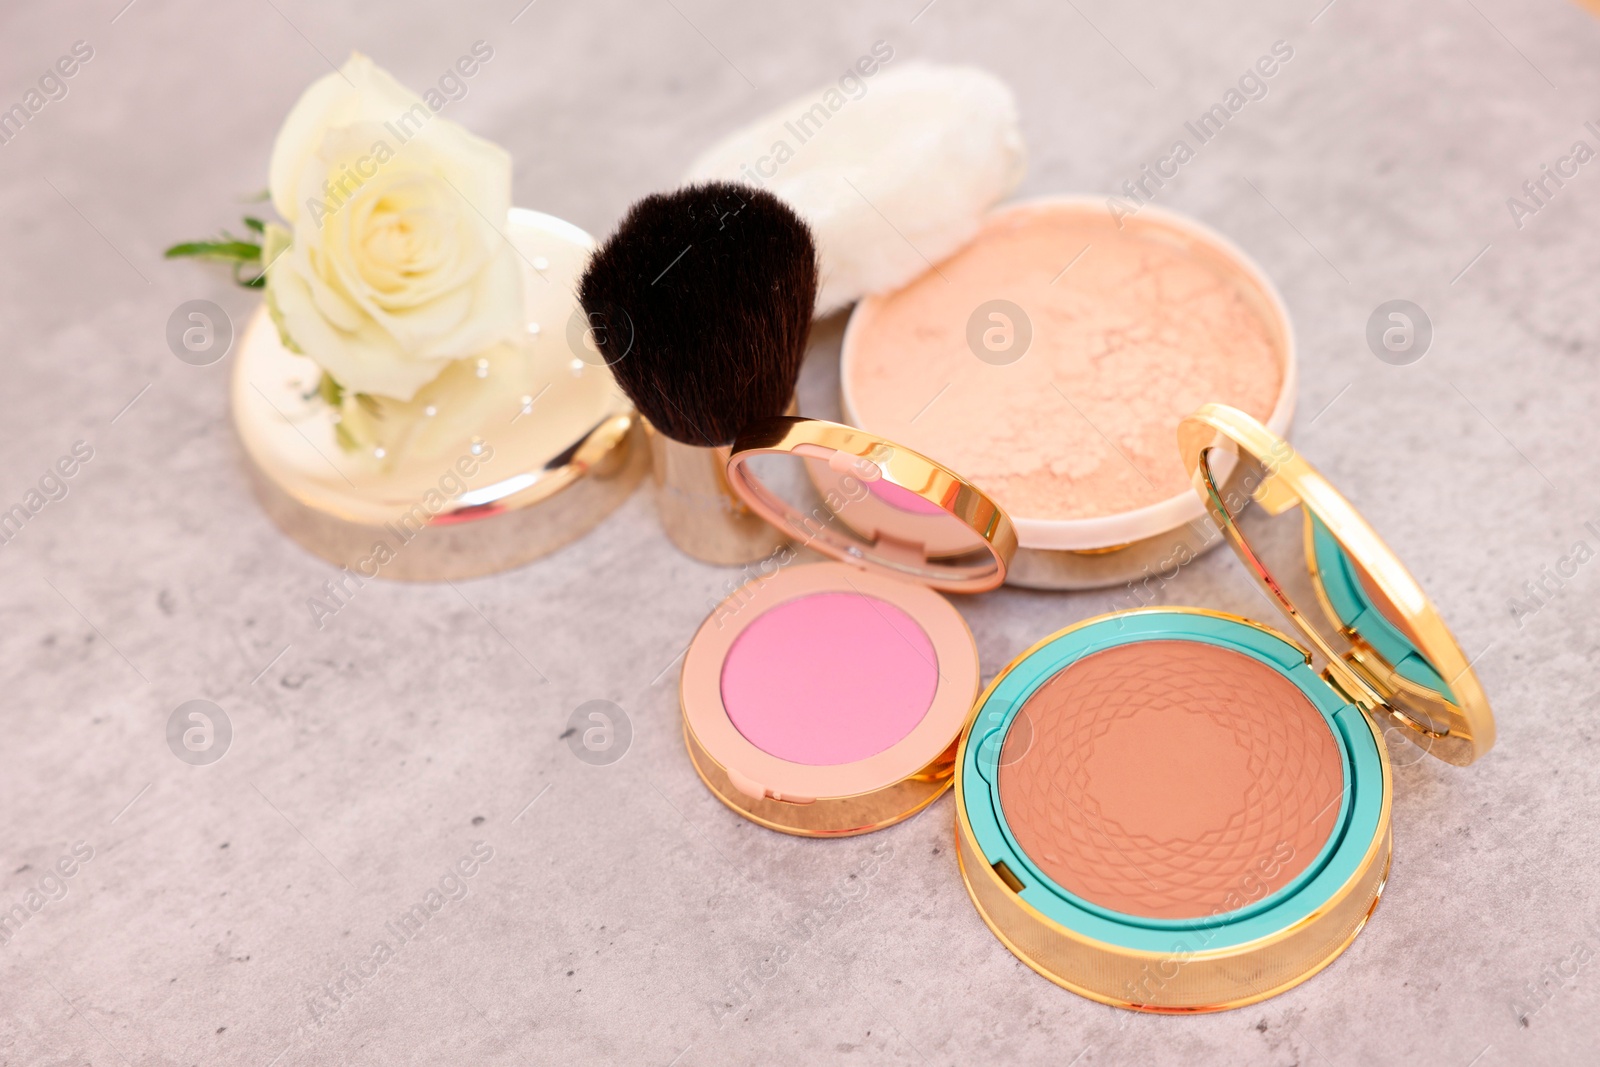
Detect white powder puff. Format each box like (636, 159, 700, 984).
(684, 61, 1027, 316)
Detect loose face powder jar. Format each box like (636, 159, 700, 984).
(680, 417, 1016, 836)
(955, 404, 1494, 1012)
(840, 197, 1296, 590)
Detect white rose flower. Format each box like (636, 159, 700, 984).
(264, 53, 523, 401)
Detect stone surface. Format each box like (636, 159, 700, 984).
(1, 1, 1598, 1064)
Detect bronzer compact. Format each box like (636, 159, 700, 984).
(680, 416, 1017, 837)
(954, 403, 1495, 1012)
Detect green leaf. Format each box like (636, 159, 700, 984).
(333, 421, 359, 453)
(233, 262, 267, 288)
(318, 372, 345, 409)
(264, 283, 302, 353)
(164, 239, 262, 262)
(167, 207, 277, 290)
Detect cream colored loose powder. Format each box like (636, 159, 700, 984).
(845, 203, 1284, 521)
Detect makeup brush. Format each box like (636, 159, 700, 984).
(579, 181, 818, 564)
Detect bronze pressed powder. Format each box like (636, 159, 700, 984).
(954, 406, 1494, 1011)
(996, 640, 1343, 920)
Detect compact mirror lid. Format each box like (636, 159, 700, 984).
(1177, 403, 1494, 766)
(726, 417, 1016, 593)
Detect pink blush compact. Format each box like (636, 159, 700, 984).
(678, 416, 1017, 837)
(719, 593, 939, 766)
(681, 561, 979, 836)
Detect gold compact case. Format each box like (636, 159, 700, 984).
(232, 209, 646, 580)
(679, 416, 1016, 836)
(953, 403, 1494, 1013)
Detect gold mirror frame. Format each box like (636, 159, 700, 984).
(727, 416, 1017, 594)
(1178, 403, 1494, 766)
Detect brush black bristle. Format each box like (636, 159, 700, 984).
(577, 182, 818, 446)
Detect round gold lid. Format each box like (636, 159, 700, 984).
(1177, 403, 1494, 766)
(232, 209, 647, 580)
(726, 416, 1017, 593)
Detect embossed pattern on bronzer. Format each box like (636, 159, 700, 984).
(997, 641, 1343, 920)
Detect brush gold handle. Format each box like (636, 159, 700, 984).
(646, 423, 791, 565)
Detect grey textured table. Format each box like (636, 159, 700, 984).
(2, 1, 1598, 1064)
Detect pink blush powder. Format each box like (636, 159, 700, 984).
(719, 592, 940, 766)
(846, 203, 1285, 521)
(865, 476, 948, 515)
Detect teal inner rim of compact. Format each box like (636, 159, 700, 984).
(1309, 515, 1457, 702)
(962, 608, 1385, 953)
